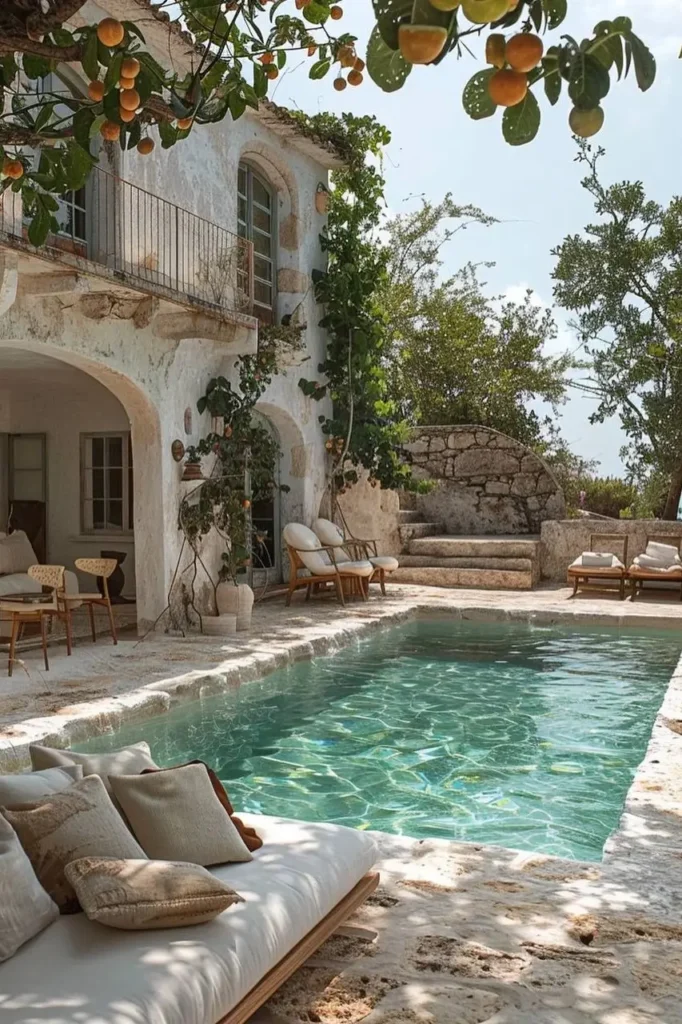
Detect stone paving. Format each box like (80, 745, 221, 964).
(2, 582, 682, 1022)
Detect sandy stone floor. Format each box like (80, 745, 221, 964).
(2, 582, 682, 1022)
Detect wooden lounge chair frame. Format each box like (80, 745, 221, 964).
(567, 534, 629, 600)
(629, 534, 682, 602)
(334, 507, 390, 595)
(285, 542, 369, 607)
(218, 871, 379, 1024)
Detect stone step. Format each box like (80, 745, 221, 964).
(398, 555, 534, 573)
(399, 490, 418, 511)
(391, 566, 534, 591)
(399, 522, 445, 545)
(407, 534, 540, 560)
(398, 509, 422, 524)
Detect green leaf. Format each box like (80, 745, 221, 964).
(103, 88, 121, 121)
(51, 28, 74, 47)
(89, 113, 106, 138)
(137, 51, 167, 87)
(302, 1, 331, 25)
(72, 105, 95, 152)
(104, 52, 123, 91)
(502, 90, 541, 145)
(528, 0, 543, 33)
(628, 32, 656, 91)
(122, 20, 146, 42)
(541, 0, 567, 30)
(568, 51, 610, 107)
(253, 64, 268, 99)
(309, 58, 331, 80)
(34, 101, 55, 132)
(372, 0, 412, 50)
(462, 69, 497, 120)
(241, 83, 259, 110)
(22, 54, 51, 80)
(228, 90, 247, 119)
(63, 142, 94, 190)
(124, 120, 142, 150)
(28, 202, 51, 246)
(366, 25, 411, 93)
(542, 49, 561, 105)
(81, 30, 100, 81)
(158, 118, 178, 149)
(135, 69, 153, 105)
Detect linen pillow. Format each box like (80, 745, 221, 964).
(0, 814, 58, 961)
(110, 763, 253, 867)
(29, 741, 158, 795)
(0, 530, 38, 575)
(2, 775, 146, 913)
(0, 765, 83, 809)
(65, 856, 243, 930)
(141, 760, 263, 852)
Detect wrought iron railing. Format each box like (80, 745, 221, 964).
(0, 165, 255, 320)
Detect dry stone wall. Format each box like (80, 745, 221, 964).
(405, 425, 565, 536)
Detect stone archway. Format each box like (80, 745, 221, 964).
(254, 399, 317, 536)
(0, 339, 166, 630)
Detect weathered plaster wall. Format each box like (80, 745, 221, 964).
(405, 425, 565, 536)
(2, 362, 135, 597)
(541, 519, 682, 581)
(335, 470, 401, 556)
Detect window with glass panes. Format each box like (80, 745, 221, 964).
(81, 434, 134, 533)
(237, 164, 275, 319)
(34, 73, 88, 244)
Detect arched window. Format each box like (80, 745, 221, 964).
(237, 163, 276, 322)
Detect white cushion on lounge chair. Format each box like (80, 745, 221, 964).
(570, 553, 624, 569)
(282, 523, 333, 576)
(0, 814, 378, 1024)
(632, 556, 682, 574)
(371, 556, 399, 572)
(644, 541, 681, 566)
(338, 560, 373, 577)
(313, 518, 345, 547)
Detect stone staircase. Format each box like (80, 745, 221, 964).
(393, 496, 540, 591)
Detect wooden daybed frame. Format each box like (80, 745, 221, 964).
(567, 533, 629, 600)
(628, 534, 682, 602)
(219, 871, 380, 1024)
(284, 542, 370, 607)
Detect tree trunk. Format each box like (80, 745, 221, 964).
(662, 462, 682, 521)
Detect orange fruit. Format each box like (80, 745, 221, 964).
(505, 33, 544, 72)
(348, 69, 363, 86)
(121, 57, 140, 78)
(87, 80, 105, 101)
(354, 57, 366, 72)
(264, 65, 279, 79)
(488, 68, 528, 106)
(119, 88, 140, 111)
(333, 77, 347, 91)
(97, 18, 124, 47)
(485, 33, 506, 68)
(177, 116, 193, 130)
(260, 52, 275, 64)
(137, 137, 155, 155)
(330, 5, 343, 19)
(100, 120, 121, 141)
(2, 158, 23, 179)
(242, 499, 251, 509)
(119, 107, 136, 122)
(569, 105, 604, 138)
(119, 76, 136, 90)
(307, 44, 318, 56)
(338, 45, 356, 67)
(398, 24, 448, 64)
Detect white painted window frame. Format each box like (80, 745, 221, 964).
(237, 162, 277, 320)
(80, 432, 133, 535)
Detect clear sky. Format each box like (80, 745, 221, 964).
(271, 1, 680, 476)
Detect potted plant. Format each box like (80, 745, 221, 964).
(181, 446, 204, 482)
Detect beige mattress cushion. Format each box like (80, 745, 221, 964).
(0, 813, 378, 1024)
(29, 741, 158, 797)
(0, 814, 58, 963)
(0, 766, 83, 809)
(65, 856, 244, 930)
(110, 764, 252, 867)
(0, 531, 38, 575)
(2, 775, 146, 913)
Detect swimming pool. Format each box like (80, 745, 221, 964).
(77, 618, 681, 860)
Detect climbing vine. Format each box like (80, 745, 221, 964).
(295, 111, 420, 505)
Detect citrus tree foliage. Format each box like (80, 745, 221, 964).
(1, 2, 656, 245)
(382, 198, 574, 446)
(367, 0, 656, 146)
(553, 144, 682, 521)
(296, 113, 418, 497)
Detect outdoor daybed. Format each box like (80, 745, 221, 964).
(0, 812, 379, 1024)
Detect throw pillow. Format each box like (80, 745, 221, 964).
(141, 760, 263, 852)
(29, 741, 158, 796)
(0, 765, 83, 809)
(110, 763, 253, 867)
(0, 531, 38, 575)
(2, 775, 146, 913)
(65, 856, 243, 930)
(0, 814, 58, 962)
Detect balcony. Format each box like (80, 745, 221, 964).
(0, 165, 256, 328)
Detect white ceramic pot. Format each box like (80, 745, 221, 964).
(216, 581, 254, 631)
(202, 614, 237, 636)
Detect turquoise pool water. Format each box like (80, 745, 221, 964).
(77, 619, 681, 860)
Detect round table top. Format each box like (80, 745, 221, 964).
(1, 591, 48, 604)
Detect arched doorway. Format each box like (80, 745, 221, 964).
(250, 410, 282, 583)
(0, 343, 166, 630)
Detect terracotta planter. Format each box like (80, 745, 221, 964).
(216, 581, 254, 631)
(182, 461, 203, 481)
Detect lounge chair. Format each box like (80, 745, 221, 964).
(282, 523, 373, 607)
(567, 534, 629, 600)
(628, 535, 682, 601)
(313, 518, 399, 595)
